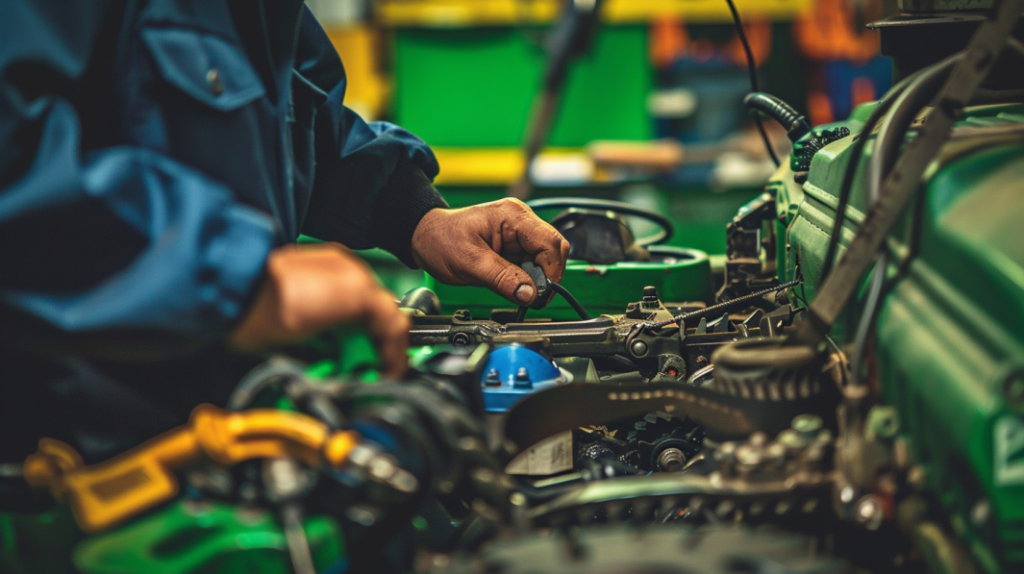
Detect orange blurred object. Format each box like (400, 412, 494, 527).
(794, 0, 879, 64)
(650, 17, 771, 68)
(852, 76, 877, 108)
(807, 91, 834, 126)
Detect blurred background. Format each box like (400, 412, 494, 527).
(303, 0, 892, 293)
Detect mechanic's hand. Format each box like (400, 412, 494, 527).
(411, 199, 570, 306)
(229, 243, 409, 377)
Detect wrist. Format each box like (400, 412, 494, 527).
(411, 208, 449, 264)
(369, 166, 448, 268)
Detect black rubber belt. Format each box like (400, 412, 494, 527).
(789, 0, 1024, 348)
(502, 380, 822, 452)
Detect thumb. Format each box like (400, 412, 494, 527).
(471, 250, 538, 306)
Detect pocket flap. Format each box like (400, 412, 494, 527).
(141, 28, 266, 111)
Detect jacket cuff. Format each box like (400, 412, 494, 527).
(369, 165, 448, 268)
(201, 203, 277, 329)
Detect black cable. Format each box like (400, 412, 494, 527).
(515, 280, 593, 322)
(817, 53, 966, 285)
(515, 305, 528, 323)
(550, 281, 593, 320)
(725, 0, 780, 167)
(848, 54, 963, 387)
(816, 75, 914, 284)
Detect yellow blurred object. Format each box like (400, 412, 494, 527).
(433, 147, 598, 186)
(324, 24, 390, 120)
(23, 405, 361, 533)
(376, 0, 812, 27)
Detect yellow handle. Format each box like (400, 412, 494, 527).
(23, 404, 360, 533)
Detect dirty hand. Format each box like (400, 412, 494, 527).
(229, 243, 409, 377)
(411, 198, 571, 306)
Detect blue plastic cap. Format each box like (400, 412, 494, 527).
(480, 345, 563, 413)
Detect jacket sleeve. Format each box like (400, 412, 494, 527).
(0, 0, 278, 359)
(294, 7, 448, 268)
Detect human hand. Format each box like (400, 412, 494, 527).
(410, 199, 570, 306)
(229, 243, 409, 377)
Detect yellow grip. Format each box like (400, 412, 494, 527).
(23, 404, 360, 533)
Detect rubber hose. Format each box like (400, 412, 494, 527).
(743, 92, 812, 142)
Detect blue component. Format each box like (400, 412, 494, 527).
(480, 345, 563, 413)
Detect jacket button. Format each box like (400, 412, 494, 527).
(206, 69, 224, 95)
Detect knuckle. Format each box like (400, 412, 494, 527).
(492, 265, 518, 289)
(499, 197, 528, 211)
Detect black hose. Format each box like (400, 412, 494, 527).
(515, 280, 593, 322)
(724, 0, 780, 167)
(743, 92, 812, 143)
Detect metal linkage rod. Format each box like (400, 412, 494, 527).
(648, 278, 802, 329)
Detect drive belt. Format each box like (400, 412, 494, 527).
(502, 379, 827, 452)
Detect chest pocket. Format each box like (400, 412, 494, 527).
(138, 27, 272, 205)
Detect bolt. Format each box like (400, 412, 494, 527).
(451, 332, 470, 347)
(263, 458, 304, 500)
(855, 495, 884, 530)
(867, 406, 900, 440)
(715, 500, 735, 518)
(514, 367, 532, 388)
(657, 448, 686, 472)
(472, 467, 497, 484)
(749, 432, 769, 447)
(792, 414, 824, 440)
(735, 444, 762, 467)
(1004, 371, 1024, 408)
(367, 455, 397, 481)
(774, 500, 793, 515)
(695, 355, 709, 368)
(630, 340, 649, 357)
(642, 286, 658, 302)
(907, 465, 926, 487)
(971, 499, 991, 526)
(484, 368, 501, 386)
(840, 485, 856, 504)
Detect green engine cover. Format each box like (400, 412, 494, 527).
(773, 102, 1024, 572)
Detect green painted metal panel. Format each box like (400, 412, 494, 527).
(0, 506, 81, 574)
(773, 102, 1024, 571)
(73, 501, 345, 574)
(393, 26, 652, 147)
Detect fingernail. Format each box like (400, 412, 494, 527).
(514, 284, 535, 304)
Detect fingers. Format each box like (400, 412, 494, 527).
(497, 200, 570, 284)
(469, 247, 539, 306)
(362, 288, 410, 379)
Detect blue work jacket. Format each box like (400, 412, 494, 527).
(0, 0, 446, 465)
